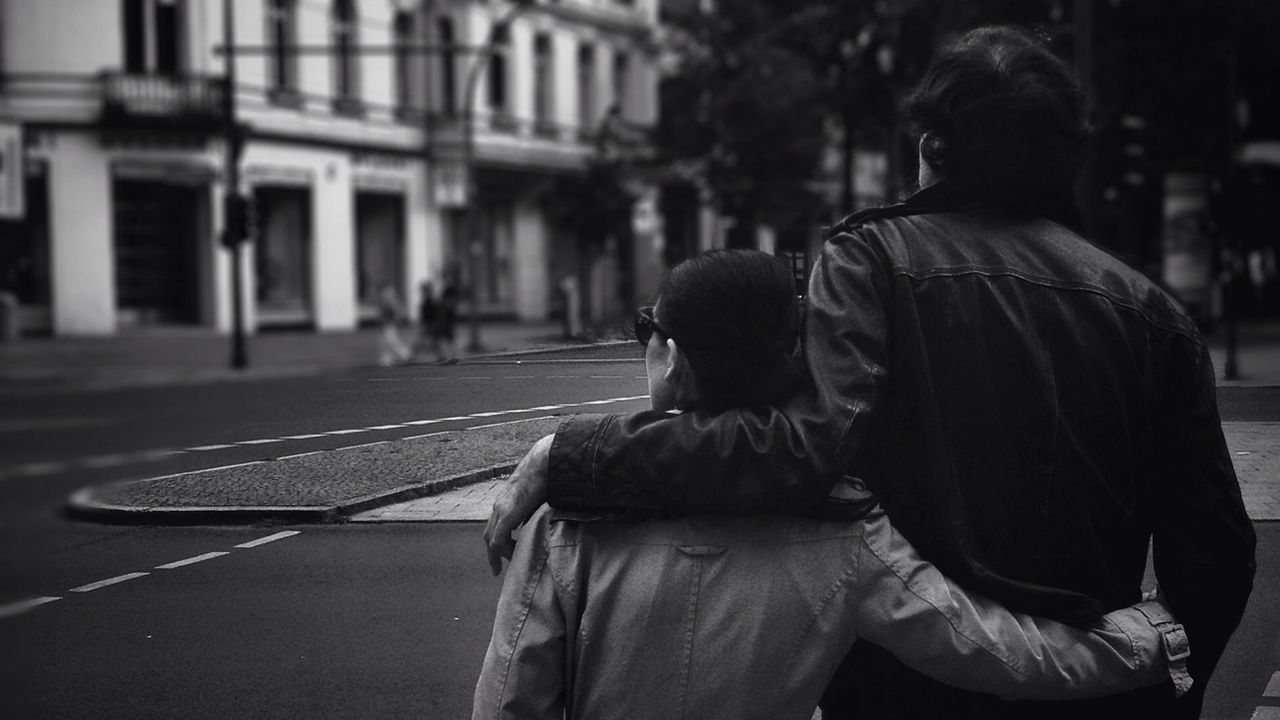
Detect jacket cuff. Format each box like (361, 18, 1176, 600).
(547, 414, 612, 511)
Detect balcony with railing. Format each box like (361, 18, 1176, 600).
(99, 72, 226, 130)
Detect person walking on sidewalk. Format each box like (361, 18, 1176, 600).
(484, 25, 1255, 720)
(377, 284, 411, 367)
(474, 250, 1191, 720)
(433, 269, 460, 364)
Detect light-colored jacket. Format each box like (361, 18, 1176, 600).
(473, 503, 1178, 720)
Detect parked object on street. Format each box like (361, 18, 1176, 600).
(0, 291, 17, 342)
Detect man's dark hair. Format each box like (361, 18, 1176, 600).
(656, 249, 799, 411)
(902, 25, 1086, 220)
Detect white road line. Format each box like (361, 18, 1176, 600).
(7, 461, 67, 477)
(1252, 707, 1280, 720)
(324, 429, 366, 435)
(234, 530, 301, 549)
(281, 433, 327, 440)
(470, 411, 507, 418)
(276, 450, 324, 460)
(70, 572, 149, 593)
(81, 454, 129, 468)
(237, 438, 283, 445)
(402, 430, 450, 441)
(589, 375, 625, 379)
(137, 449, 183, 461)
(0, 596, 61, 619)
(156, 552, 229, 570)
(1265, 671, 1280, 697)
(467, 416, 556, 431)
(365, 424, 405, 431)
(187, 443, 237, 451)
(404, 416, 469, 425)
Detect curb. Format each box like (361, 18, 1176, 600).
(65, 461, 517, 526)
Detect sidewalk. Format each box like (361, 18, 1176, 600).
(0, 320, 615, 393)
(1206, 321, 1280, 386)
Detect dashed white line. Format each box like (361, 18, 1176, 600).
(70, 572, 149, 593)
(467, 416, 557, 431)
(234, 530, 301, 549)
(589, 375, 624, 379)
(0, 596, 61, 619)
(1265, 671, 1280, 697)
(155, 552, 229, 570)
(1252, 708, 1280, 720)
(188, 444, 237, 451)
(237, 438, 283, 446)
(324, 429, 366, 436)
(365, 424, 405, 431)
(281, 433, 327, 440)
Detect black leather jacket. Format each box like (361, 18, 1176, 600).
(547, 184, 1255, 718)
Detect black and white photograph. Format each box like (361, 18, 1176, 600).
(0, 0, 1277, 718)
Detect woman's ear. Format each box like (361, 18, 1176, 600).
(666, 338, 700, 407)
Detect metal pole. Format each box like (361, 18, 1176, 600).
(1223, 46, 1240, 380)
(223, 0, 247, 369)
(460, 2, 530, 353)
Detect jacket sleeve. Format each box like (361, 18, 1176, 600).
(547, 232, 892, 514)
(1149, 334, 1257, 712)
(472, 508, 570, 720)
(853, 514, 1181, 701)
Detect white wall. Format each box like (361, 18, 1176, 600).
(48, 134, 115, 335)
(4, 0, 121, 74)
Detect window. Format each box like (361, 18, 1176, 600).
(437, 17, 457, 116)
(393, 11, 414, 112)
(487, 24, 510, 125)
(533, 34, 554, 135)
(577, 43, 595, 134)
(266, 0, 298, 95)
(612, 50, 630, 119)
(122, 0, 184, 75)
(332, 0, 360, 110)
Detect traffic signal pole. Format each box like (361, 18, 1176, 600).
(223, 0, 247, 369)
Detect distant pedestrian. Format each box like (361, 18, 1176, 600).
(413, 281, 439, 361)
(433, 270, 460, 364)
(377, 284, 411, 367)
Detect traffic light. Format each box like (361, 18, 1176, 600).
(221, 193, 256, 247)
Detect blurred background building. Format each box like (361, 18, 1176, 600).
(0, 0, 661, 337)
(1, 0, 1278, 339)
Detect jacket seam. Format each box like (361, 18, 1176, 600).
(586, 414, 616, 499)
(491, 545, 552, 720)
(895, 268, 1199, 343)
(775, 548, 862, 703)
(860, 531, 1033, 680)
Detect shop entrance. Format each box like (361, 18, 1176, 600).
(254, 186, 313, 327)
(112, 179, 201, 325)
(355, 192, 405, 323)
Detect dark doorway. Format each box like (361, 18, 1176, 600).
(355, 192, 406, 322)
(254, 186, 313, 327)
(112, 179, 200, 325)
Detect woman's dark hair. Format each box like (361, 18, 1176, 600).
(655, 249, 799, 411)
(902, 25, 1086, 221)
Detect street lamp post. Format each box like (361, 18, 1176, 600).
(222, 0, 248, 369)
(459, 0, 532, 353)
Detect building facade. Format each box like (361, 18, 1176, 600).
(0, 0, 661, 336)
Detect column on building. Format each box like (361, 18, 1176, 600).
(312, 153, 357, 331)
(512, 195, 550, 321)
(48, 132, 114, 335)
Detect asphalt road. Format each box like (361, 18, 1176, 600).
(1, 348, 1277, 719)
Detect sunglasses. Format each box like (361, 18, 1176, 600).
(634, 306, 672, 347)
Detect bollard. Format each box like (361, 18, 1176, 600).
(559, 276, 582, 339)
(0, 291, 18, 342)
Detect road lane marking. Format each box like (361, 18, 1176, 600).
(403, 430, 450, 441)
(4, 395, 649, 481)
(155, 552, 230, 570)
(235, 530, 301, 549)
(1252, 708, 1280, 719)
(467, 416, 556, 431)
(0, 596, 61, 619)
(70, 572, 149, 593)
(1266, 671, 1280, 697)
(589, 375, 624, 379)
